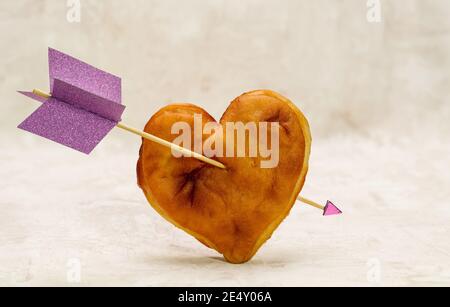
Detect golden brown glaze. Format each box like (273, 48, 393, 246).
(137, 90, 311, 263)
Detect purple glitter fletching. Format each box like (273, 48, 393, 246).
(17, 48, 125, 154)
(18, 97, 116, 154)
(17, 91, 50, 104)
(52, 78, 125, 122)
(49, 48, 121, 104)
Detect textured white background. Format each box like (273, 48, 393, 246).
(0, 0, 449, 286)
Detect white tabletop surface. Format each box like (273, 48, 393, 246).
(1, 133, 449, 287)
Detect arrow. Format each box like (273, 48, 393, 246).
(18, 48, 342, 217)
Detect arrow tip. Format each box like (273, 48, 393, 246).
(323, 201, 342, 216)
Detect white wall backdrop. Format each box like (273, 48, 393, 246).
(2, 0, 449, 138)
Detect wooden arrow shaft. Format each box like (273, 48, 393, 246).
(116, 122, 226, 169)
(297, 196, 325, 210)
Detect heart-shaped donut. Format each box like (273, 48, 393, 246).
(137, 90, 311, 263)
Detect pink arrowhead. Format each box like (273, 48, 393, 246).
(323, 201, 342, 216)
